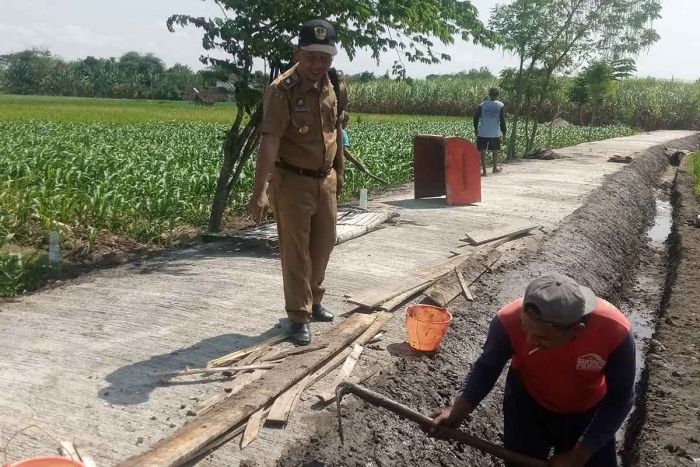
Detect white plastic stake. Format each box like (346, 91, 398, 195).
(48, 227, 61, 267)
(359, 188, 368, 209)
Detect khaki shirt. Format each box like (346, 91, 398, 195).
(260, 64, 338, 170)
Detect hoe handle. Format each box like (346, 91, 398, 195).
(336, 382, 547, 467)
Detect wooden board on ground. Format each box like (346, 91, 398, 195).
(462, 222, 538, 246)
(196, 407, 271, 461)
(240, 408, 266, 449)
(208, 335, 287, 368)
(197, 346, 276, 415)
(197, 368, 267, 415)
(455, 268, 474, 301)
(266, 380, 303, 425)
(377, 281, 436, 311)
(117, 312, 376, 467)
(423, 249, 501, 307)
(266, 312, 394, 427)
(317, 343, 364, 403)
(203, 209, 395, 247)
(159, 363, 276, 378)
(346, 253, 469, 309)
(260, 342, 328, 362)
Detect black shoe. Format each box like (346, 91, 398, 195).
(311, 304, 335, 322)
(289, 321, 311, 346)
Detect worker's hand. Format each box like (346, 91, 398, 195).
(336, 171, 344, 198)
(548, 443, 593, 467)
(430, 405, 469, 430)
(246, 192, 270, 225)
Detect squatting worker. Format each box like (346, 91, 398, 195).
(246, 19, 343, 346)
(474, 87, 506, 176)
(432, 273, 636, 467)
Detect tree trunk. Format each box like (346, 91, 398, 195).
(507, 55, 527, 160)
(208, 104, 263, 233)
(526, 70, 553, 152)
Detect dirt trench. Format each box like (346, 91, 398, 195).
(277, 135, 700, 467)
(625, 151, 700, 466)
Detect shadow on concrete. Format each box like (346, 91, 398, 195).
(129, 241, 277, 277)
(99, 319, 288, 405)
(384, 197, 478, 210)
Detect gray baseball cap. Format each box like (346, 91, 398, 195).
(523, 273, 597, 326)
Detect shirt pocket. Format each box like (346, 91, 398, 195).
(288, 110, 315, 141)
(320, 98, 337, 132)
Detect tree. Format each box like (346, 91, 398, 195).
(583, 62, 616, 136)
(569, 60, 627, 132)
(491, 0, 662, 158)
(0, 49, 57, 95)
(167, 0, 494, 232)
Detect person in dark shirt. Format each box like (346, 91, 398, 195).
(432, 273, 636, 467)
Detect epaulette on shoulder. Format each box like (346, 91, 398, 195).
(282, 73, 300, 89)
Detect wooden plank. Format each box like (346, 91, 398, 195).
(316, 369, 380, 404)
(259, 342, 328, 362)
(266, 381, 301, 424)
(336, 224, 385, 244)
(368, 332, 384, 344)
(463, 222, 538, 246)
(376, 280, 434, 311)
(60, 441, 80, 461)
(266, 313, 394, 426)
(197, 369, 267, 415)
(455, 268, 474, 301)
(346, 254, 468, 309)
(197, 347, 272, 414)
(423, 249, 501, 307)
(240, 408, 266, 449)
(159, 363, 276, 378)
(316, 343, 364, 403)
(117, 312, 376, 467)
(195, 407, 272, 460)
(306, 311, 392, 383)
(207, 334, 288, 368)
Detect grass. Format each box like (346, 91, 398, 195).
(348, 76, 700, 130)
(0, 94, 637, 297)
(692, 151, 700, 195)
(0, 94, 464, 124)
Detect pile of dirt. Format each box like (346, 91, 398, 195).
(522, 147, 568, 160)
(630, 155, 700, 466)
(279, 133, 700, 467)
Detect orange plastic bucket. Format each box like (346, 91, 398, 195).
(7, 457, 84, 467)
(405, 304, 452, 351)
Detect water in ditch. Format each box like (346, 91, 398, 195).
(618, 173, 675, 461)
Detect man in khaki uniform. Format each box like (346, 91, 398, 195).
(247, 19, 343, 346)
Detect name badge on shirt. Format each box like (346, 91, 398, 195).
(295, 98, 310, 113)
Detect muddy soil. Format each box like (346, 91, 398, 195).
(629, 155, 700, 466)
(278, 135, 700, 467)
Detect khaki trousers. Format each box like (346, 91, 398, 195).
(270, 166, 337, 323)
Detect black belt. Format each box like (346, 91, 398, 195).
(276, 160, 332, 178)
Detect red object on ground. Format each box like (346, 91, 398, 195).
(413, 135, 481, 205)
(405, 304, 453, 351)
(5, 457, 84, 467)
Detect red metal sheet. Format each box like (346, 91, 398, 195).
(445, 137, 481, 205)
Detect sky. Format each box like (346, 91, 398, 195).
(1, 0, 698, 81)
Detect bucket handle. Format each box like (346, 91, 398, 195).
(3, 424, 68, 465)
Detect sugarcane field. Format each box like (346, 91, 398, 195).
(1, 1, 700, 466)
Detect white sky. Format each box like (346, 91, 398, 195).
(1, 0, 698, 81)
